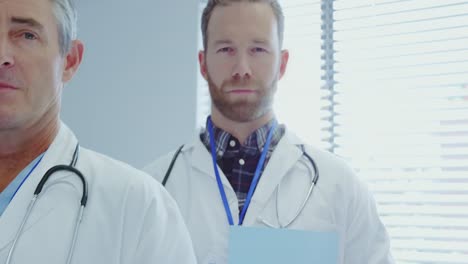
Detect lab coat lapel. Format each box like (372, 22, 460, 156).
(242, 130, 304, 225)
(0, 122, 78, 251)
(189, 135, 234, 190)
(188, 135, 240, 223)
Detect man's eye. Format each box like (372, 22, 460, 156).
(23, 32, 37, 40)
(253, 47, 266, 53)
(218, 47, 232, 53)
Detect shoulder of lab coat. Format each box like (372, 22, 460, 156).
(143, 148, 183, 183)
(293, 135, 395, 263)
(79, 147, 197, 264)
(143, 132, 202, 183)
(336, 160, 394, 264)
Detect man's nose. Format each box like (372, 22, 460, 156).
(231, 54, 252, 81)
(0, 36, 15, 70)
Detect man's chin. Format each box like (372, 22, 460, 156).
(220, 106, 263, 123)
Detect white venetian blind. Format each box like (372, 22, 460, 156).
(321, 0, 468, 262)
(275, 0, 323, 145)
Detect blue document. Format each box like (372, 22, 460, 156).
(229, 226, 338, 264)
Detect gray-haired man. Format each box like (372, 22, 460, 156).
(0, 0, 196, 263)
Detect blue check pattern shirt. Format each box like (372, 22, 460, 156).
(201, 117, 285, 212)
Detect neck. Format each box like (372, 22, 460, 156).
(0, 117, 59, 192)
(211, 108, 274, 144)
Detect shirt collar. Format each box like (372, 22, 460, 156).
(200, 116, 284, 158)
(0, 153, 45, 217)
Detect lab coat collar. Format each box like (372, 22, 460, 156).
(0, 122, 78, 251)
(184, 128, 304, 173)
(184, 133, 235, 192)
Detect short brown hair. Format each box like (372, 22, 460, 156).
(201, 0, 284, 50)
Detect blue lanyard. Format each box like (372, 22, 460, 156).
(10, 154, 45, 202)
(208, 117, 277, 226)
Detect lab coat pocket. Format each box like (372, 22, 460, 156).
(256, 189, 338, 231)
(258, 209, 338, 232)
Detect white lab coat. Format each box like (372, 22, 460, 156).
(0, 123, 196, 264)
(144, 129, 394, 264)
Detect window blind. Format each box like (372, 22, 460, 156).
(321, 0, 468, 262)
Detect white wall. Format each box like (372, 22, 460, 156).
(61, 0, 199, 168)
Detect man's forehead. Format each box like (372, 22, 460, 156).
(208, 2, 277, 36)
(0, 0, 53, 22)
(208, 10, 277, 46)
(210, 3, 275, 23)
(0, 0, 59, 39)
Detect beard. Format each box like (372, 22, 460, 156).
(206, 72, 277, 123)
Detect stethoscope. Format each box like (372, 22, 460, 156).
(161, 124, 320, 228)
(5, 143, 88, 264)
(258, 145, 319, 228)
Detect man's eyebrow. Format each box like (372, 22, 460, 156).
(253, 39, 269, 45)
(11, 17, 44, 31)
(213, 39, 233, 45)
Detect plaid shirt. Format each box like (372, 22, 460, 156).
(201, 117, 285, 212)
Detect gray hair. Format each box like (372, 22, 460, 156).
(201, 0, 284, 51)
(50, 0, 78, 55)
